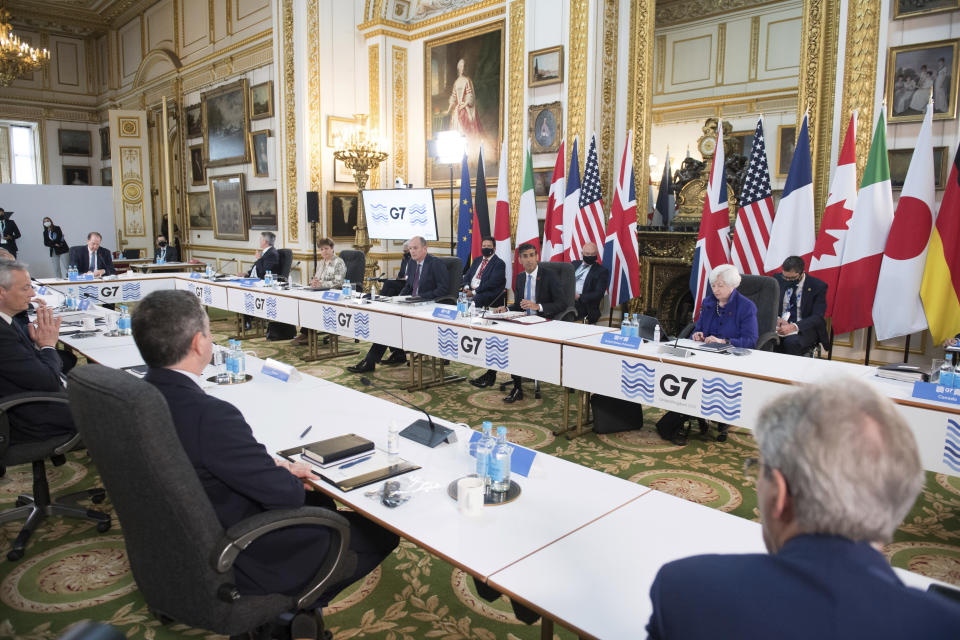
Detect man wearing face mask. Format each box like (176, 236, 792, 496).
(0, 208, 22, 258)
(461, 236, 506, 308)
(154, 234, 180, 263)
(571, 242, 610, 324)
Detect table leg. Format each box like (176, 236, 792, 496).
(540, 617, 554, 640)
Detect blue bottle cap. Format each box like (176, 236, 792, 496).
(497, 426, 507, 437)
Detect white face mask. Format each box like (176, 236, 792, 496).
(43, 221, 51, 227)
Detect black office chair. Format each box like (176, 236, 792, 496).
(538, 262, 577, 321)
(435, 256, 465, 304)
(339, 249, 366, 293)
(122, 249, 141, 259)
(0, 392, 111, 561)
(277, 248, 293, 282)
(678, 274, 780, 351)
(635, 314, 668, 341)
(67, 365, 357, 637)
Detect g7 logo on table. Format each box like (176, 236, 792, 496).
(390, 206, 405, 220)
(460, 335, 483, 354)
(659, 374, 696, 399)
(100, 285, 120, 298)
(338, 312, 352, 328)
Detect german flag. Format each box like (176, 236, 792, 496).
(921, 145, 960, 344)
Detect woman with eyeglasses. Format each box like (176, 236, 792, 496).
(41, 216, 70, 278)
(691, 263, 758, 349)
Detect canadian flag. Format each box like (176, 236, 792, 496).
(542, 141, 565, 261)
(808, 112, 857, 317)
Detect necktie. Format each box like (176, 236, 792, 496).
(411, 263, 421, 296)
(477, 259, 488, 279)
(788, 286, 798, 323)
(90, 251, 97, 272)
(525, 273, 533, 315)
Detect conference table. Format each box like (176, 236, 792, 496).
(53, 296, 948, 640)
(38, 271, 960, 479)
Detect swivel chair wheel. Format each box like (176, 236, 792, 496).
(0, 464, 5, 478)
(716, 432, 727, 443)
(499, 382, 509, 392)
(91, 492, 106, 504)
(15, 496, 30, 507)
(96, 519, 111, 533)
(6, 548, 23, 562)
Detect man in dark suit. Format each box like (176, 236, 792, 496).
(132, 290, 398, 628)
(247, 231, 280, 278)
(154, 234, 180, 263)
(462, 236, 507, 308)
(571, 242, 609, 324)
(0, 208, 21, 258)
(647, 378, 960, 639)
(0, 261, 75, 444)
(348, 235, 449, 373)
(68, 232, 115, 277)
(495, 243, 564, 403)
(773, 255, 827, 356)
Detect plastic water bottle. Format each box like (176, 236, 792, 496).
(215, 346, 230, 384)
(629, 314, 640, 338)
(941, 361, 956, 388)
(387, 420, 400, 459)
(264, 269, 273, 287)
(225, 341, 238, 382)
(620, 314, 630, 337)
(476, 421, 495, 488)
(118, 306, 132, 336)
(65, 287, 75, 310)
(342, 279, 352, 297)
(457, 291, 468, 316)
(233, 342, 246, 382)
(653, 323, 661, 343)
(205, 264, 214, 279)
(490, 426, 512, 494)
(68, 265, 78, 281)
(467, 300, 475, 319)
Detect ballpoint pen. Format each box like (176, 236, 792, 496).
(338, 455, 373, 470)
(299, 425, 312, 439)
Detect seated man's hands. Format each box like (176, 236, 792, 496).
(519, 298, 540, 312)
(776, 317, 798, 336)
(29, 305, 61, 348)
(276, 458, 316, 490)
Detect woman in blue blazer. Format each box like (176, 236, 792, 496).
(692, 264, 758, 349)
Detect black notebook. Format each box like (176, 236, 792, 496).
(296, 434, 374, 466)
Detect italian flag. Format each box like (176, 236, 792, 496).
(514, 143, 540, 281)
(831, 107, 894, 336)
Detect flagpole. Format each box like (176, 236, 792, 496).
(902, 335, 911, 363)
(864, 327, 873, 366)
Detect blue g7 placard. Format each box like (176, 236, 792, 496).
(321, 291, 341, 301)
(601, 332, 642, 349)
(912, 381, 960, 406)
(432, 307, 458, 320)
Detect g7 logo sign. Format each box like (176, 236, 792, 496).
(100, 286, 120, 297)
(660, 374, 696, 399)
(194, 286, 204, 298)
(254, 297, 265, 310)
(338, 313, 352, 328)
(461, 336, 483, 354)
(390, 206, 405, 220)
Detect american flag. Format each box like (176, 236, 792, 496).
(731, 118, 774, 275)
(572, 134, 606, 262)
(603, 130, 640, 304)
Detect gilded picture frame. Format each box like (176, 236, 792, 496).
(775, 124, 796, 178)
(58, 129, 92, 156)
(528, 45, 563, 88)
(327, 115, 358, 147)
(250, 130, 270, 177)
(248, 189, 278, 230)
(887, 38, 959, 123)
(210, 173, 248, 241)
(424, 20, 505, 187)
(250, 81, 274, 120)
(528, 102, 563, 155)
(202, 78, 250, 168)
(188, 191, 213, 230)
(327, 190, 360, 241)
(185, 104, 202, 138)
(189, 144, 205, 186)
(888, 146, 950, 190)
(893, 0, 959, 20)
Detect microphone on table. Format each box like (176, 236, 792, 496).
(359, 376, 456, 448)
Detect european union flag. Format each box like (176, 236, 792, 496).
(456, 153, 474, 269)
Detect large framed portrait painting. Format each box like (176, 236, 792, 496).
(202, 79, 250, 167)
(210, 174, 248, 241)
(887, 39, 959, 123)
(424, 20, 504, 187)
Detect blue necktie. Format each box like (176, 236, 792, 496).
(90, 251, 97, 272)
(525, 274, 533, 315)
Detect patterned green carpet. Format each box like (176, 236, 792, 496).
(2, 317, 960, 639)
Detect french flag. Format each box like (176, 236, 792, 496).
(764, 113, 815, 272)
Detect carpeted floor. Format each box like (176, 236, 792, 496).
(2, 317, 960, 639)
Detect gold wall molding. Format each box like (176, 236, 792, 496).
(799, 0, 840, 227)
(716, 23, 726, 86)
(839, 0, 880, 187)
(0, 102, 99, 120)
(392, 45, 407, 185)
(308, 0, 322, 193)
(749, 15, 760, 80)
(281, 0, 298, 242)
(359, 0, 502, 33)
(655, 35, 666, 92)
(361, 7, 506, 42)
(629, 0, 655, 219)
(599, 0, 619, 206)
(656, 0, 785, 28)
(566, 0, 588, 171)
(507, 0, 524, 228)
(652, 88, 798, 111)
(368, 43, 381, 189)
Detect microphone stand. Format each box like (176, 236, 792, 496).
(359, 376, 455, 448)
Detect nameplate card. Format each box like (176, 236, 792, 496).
(321, 291, 341, 301)
(261, 358, 299, 383)
(81, 274, 94, 281)
(189, 272, 202, 279)
(36, 286, 48, 295)
(432, 307, 459, 320)
(468, 431, 536, 477)
(912, 381, 960, 405)
(601, 333, 642, 350)
(236, 278, 260, 287)
(77, 298, 92, 311)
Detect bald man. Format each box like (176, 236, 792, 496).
(571, 243, 609, 324)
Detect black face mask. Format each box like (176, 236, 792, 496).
(158, 241, 167, 248)
(583, 255, 598, 265)
(481, 247, 494, 257)
(403, 251, 411, 259)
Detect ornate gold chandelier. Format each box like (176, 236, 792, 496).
(0, 10, 49, 87)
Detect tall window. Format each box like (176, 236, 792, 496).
(0, 121, 41, 184)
